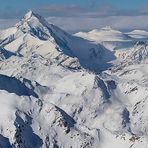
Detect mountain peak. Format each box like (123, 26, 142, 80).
(21, 10, 47, 25)
(22, 10, 44, 22)
(24, 10, 34, 20)
(15, 10, 50, 37)
(14, 11, 73, 55)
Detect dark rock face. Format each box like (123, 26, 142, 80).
(0, 74, 38, 98)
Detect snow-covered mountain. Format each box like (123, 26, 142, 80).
(0, 11, 148, 148)
(126, 30, 148, 39)
(0, 11, 117, 71)
(75, 26, 131, 42)
(75, 26, 136, 53)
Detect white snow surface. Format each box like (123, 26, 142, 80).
(75, 26, 131, 42)
(0, 11, 148, 148)
(126, 30, 148, 39)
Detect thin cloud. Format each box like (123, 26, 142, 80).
(1, 4, 148, 18)
(35, 5, 91, 17)
(35, 4, 148, 18)
(46, 15, 148, 33)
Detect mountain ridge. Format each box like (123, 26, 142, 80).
(0, 11, 148, 148)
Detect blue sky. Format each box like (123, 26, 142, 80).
(0, 0, 148, 9)
(1, 0, 148, 12)
(1, 0, 148, 32)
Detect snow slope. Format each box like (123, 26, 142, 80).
(0, 11, 148, 148)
